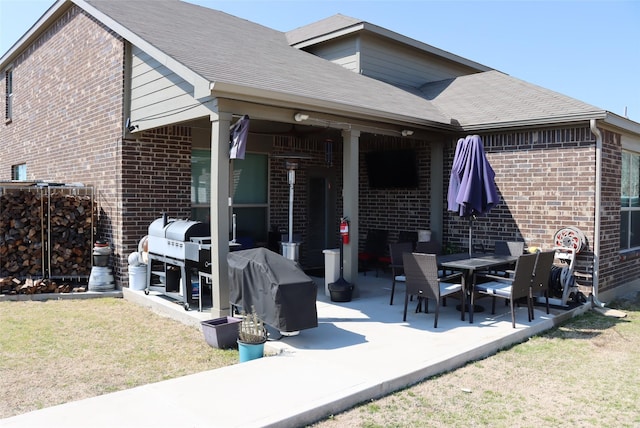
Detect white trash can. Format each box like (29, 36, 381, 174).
(418, 230, 432, 242)
(322, 249, 340, 297)
(129, 265, 147, 290)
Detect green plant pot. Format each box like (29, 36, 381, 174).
(237, 339, 266, 362)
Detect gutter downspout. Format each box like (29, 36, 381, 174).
(590, 119, 606, 307)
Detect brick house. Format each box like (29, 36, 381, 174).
(2, 0, 639, 316)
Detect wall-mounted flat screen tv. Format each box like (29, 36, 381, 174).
(365, 149, 419, 189)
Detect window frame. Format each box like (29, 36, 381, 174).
(191, 150, 270, 242)
(11, 163, 27, 181)
(620, 149, 640, 251)
(5, 68, 13, 123)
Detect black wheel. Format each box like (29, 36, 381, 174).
(184, 303, 190, 311)
(144, 289, 149, 295)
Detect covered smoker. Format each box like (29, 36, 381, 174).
(228, 247, 318, 333)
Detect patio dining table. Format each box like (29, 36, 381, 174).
(438, 253, 519, 323)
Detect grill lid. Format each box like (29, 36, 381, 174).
(148, 218, 210, 241)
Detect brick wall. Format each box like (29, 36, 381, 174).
(358, 137, 431, 245)
(269, 136, 344, 265)
(440, 126, 633, 295)
(444, 127, 597, 267)
(117, 126, 193, 285)
(1, 6, 126, 281)
(599, 129, 640, 293)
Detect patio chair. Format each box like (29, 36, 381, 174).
(398, 231, 418, 249)
(488, 240, 525, 277)
(494, 240, 525, 256)
(472, 253, 537, 328)
(358, 229, 388, 276)
(402, 252, 463, 327)
(415, 240, 442, 255)
(472, 243, 487, 254)
(415, 240, 446, 277)
(387, 242, 414, 306)
(529, 250, 555, 319)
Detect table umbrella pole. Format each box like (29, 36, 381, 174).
(469, 217, 473, 257)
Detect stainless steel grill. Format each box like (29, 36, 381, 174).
(147, 217, 210, 262)
(146, 215, 210, 310)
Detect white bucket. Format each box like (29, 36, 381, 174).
(129, 265, 147, 290)
(418, 230, 432, 242)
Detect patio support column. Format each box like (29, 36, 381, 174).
(430, 141, 444, 245)
(209, 110, 232, 318)
(342, 129, 360, 291)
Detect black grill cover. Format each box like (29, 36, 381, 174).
(228, 248, 318, 333)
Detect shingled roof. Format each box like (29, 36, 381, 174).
(82, 0, 452, 127)
(421, 70, 606, 130)
(4, 0, 619, 132)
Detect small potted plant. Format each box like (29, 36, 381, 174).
(237, 306, 267, 362)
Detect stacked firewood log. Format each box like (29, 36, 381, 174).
(0, 276, 85, 294)
(0, 188, 45, 278)
(0, 187, 95, 280)
(48, 190, 94, 277)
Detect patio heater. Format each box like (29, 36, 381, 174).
(273, 152, 312, 262)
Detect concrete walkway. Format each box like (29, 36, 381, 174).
(0, 273, 589, 428)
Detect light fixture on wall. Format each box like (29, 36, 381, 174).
(125, 118, 138, 132)
(401, 129, 414, 137)
(294, 113, 309, 122)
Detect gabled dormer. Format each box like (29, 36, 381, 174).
(287, 14, 492, 89)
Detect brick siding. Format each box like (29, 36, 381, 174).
(0, 6, 126, 281)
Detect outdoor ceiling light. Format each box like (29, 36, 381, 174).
(401, 129, 414, 137)
(294, 113, 309, 122)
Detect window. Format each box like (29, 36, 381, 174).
(5, 69, 13, 122)
(191, 151, 269, 242)
(621, 150, 640, 250)
(231, 153, 268, 242)
(191, 149, 211, 220)
(12, 163, 26, 181)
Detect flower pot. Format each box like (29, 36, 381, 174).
(200, 317, 242, 349)
(237, 339, 266, 362)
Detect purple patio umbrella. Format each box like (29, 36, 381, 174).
(447, 135, 499, 256)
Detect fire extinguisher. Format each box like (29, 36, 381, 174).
(340, 217, 350, 244)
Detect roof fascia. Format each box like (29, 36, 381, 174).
(290, 23, 366, 49)
(459, 111, 609, 132)
(601, 112, 640, 136)
(460, 111, 640, 137)
(72, 0, 211, 98)
(210, 81, 457, 132)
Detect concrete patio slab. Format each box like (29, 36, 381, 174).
(0, 272, 589, 428)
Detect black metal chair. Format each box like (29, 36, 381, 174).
(402, 252, 463, 328)
(358, 229, 388, 276)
